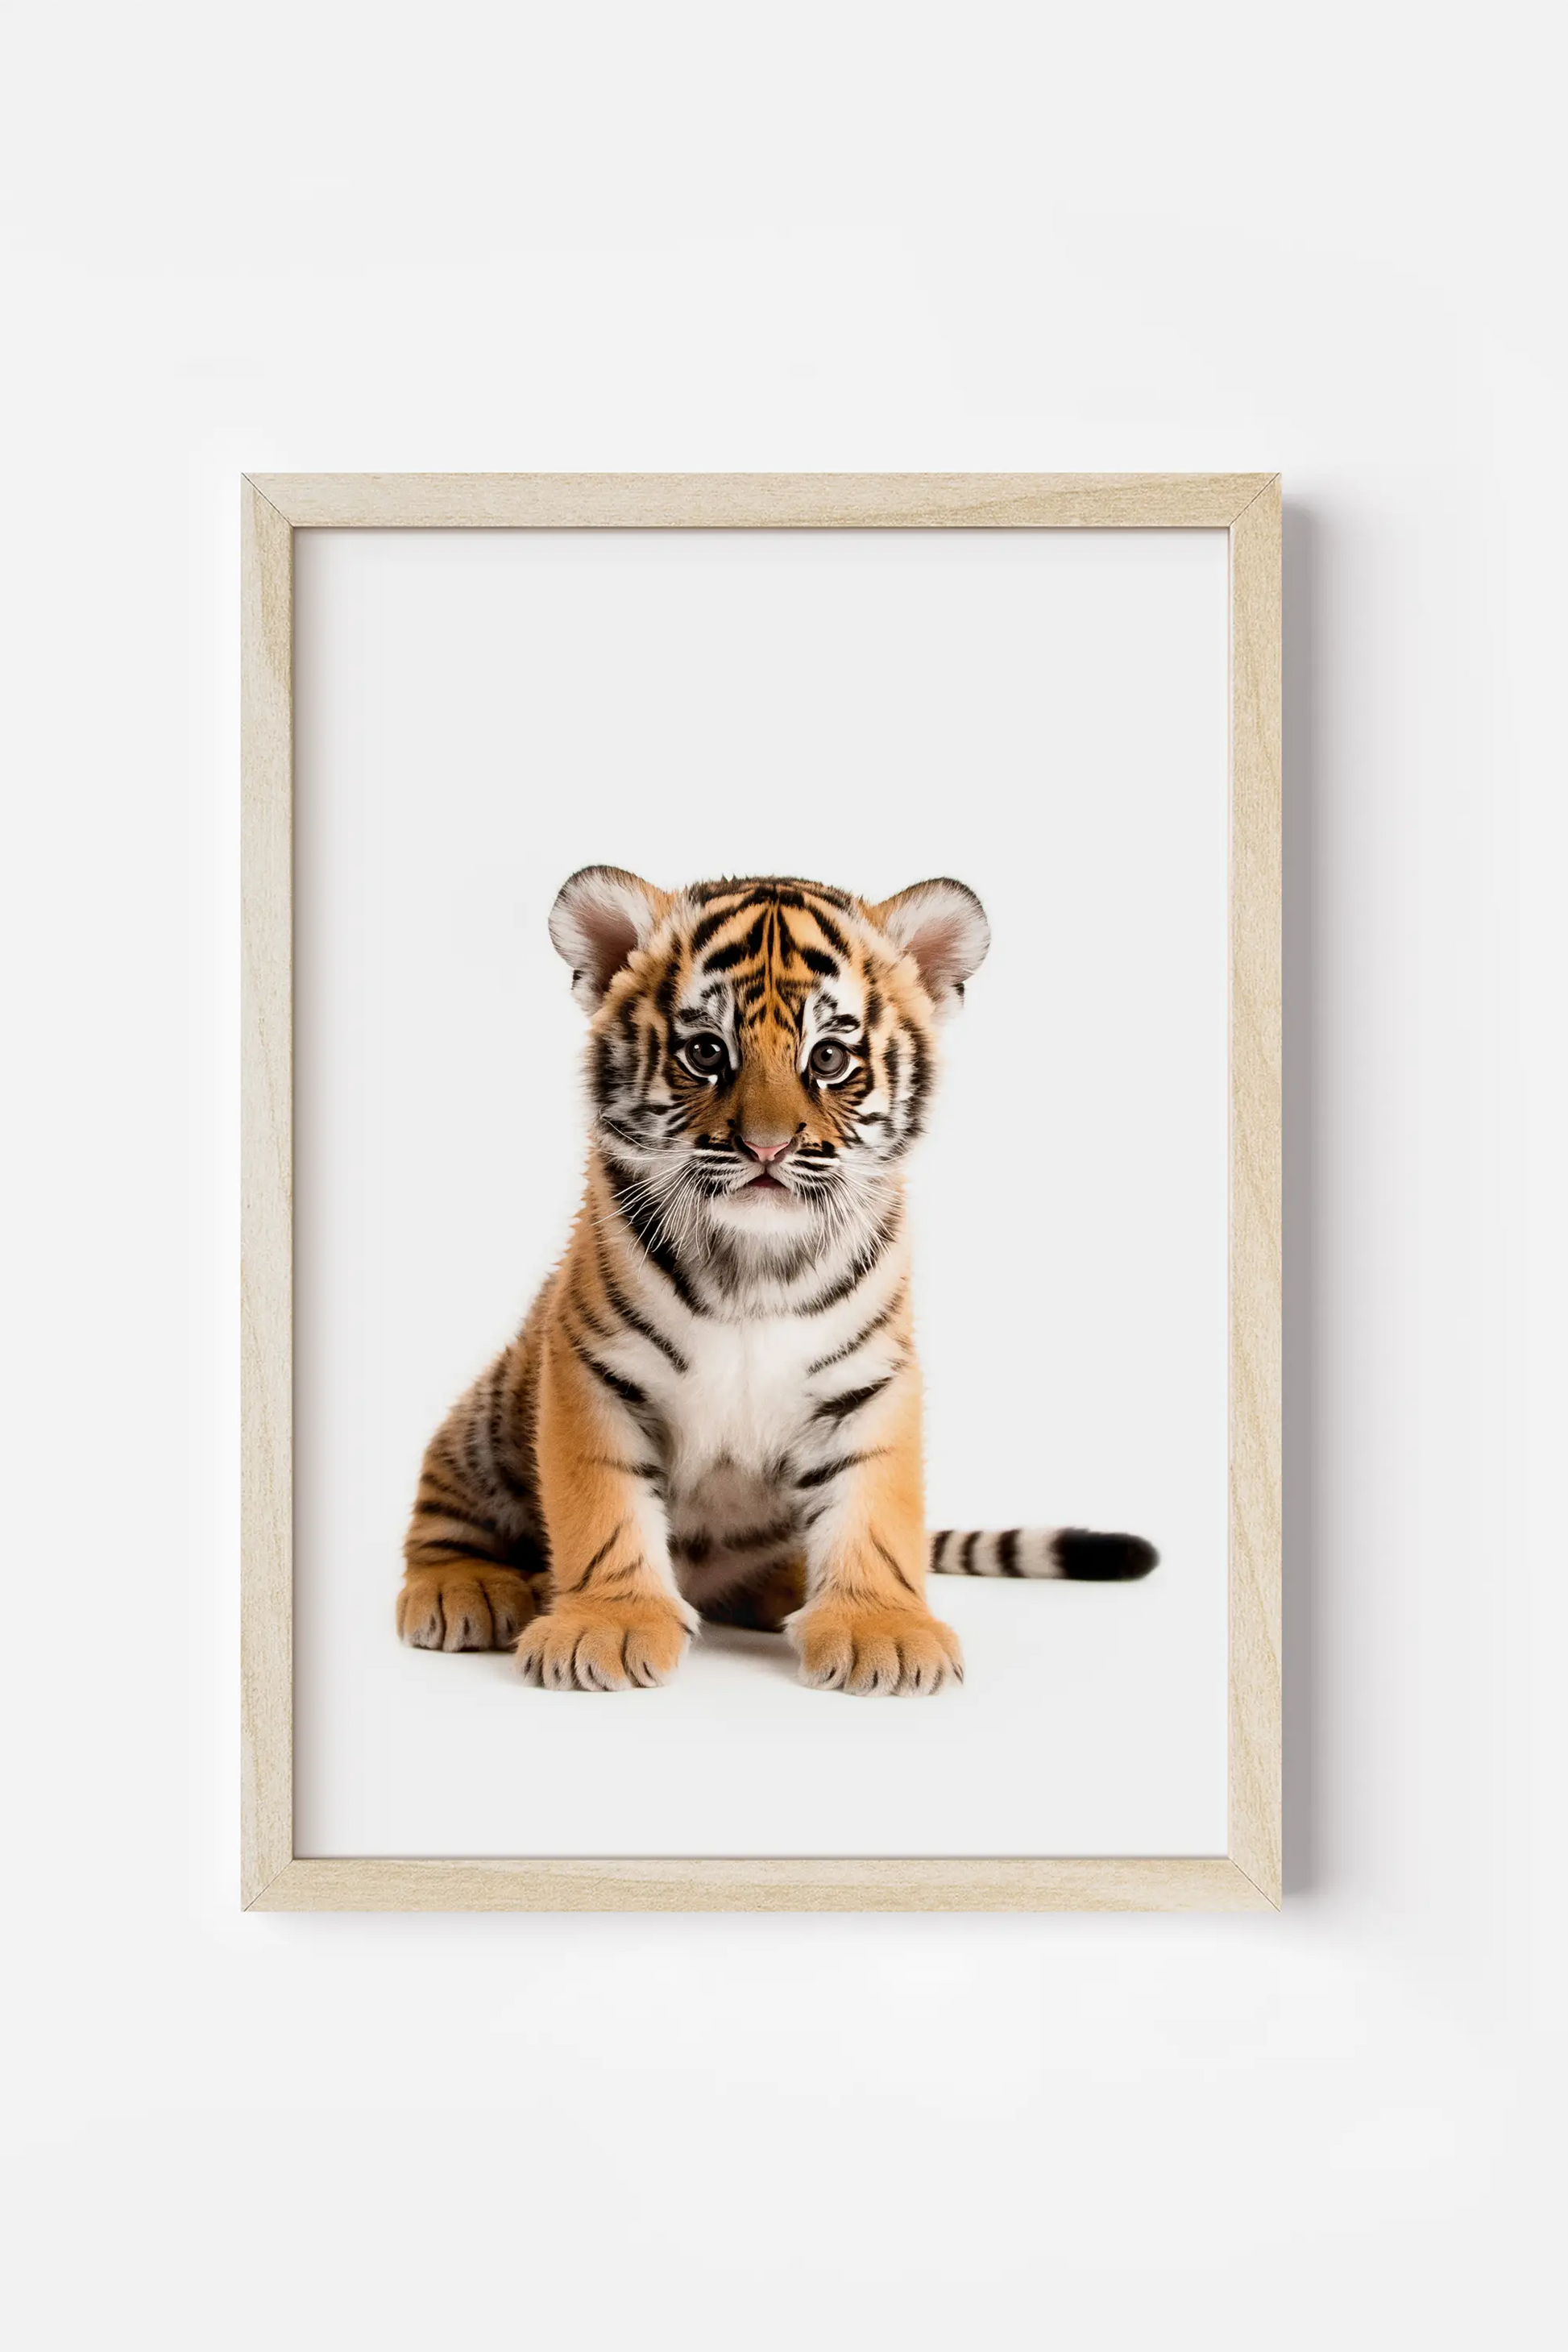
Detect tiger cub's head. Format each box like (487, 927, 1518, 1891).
(549, 868, 989, 1250)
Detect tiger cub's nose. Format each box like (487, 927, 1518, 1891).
(739, 1134, 794, 1165)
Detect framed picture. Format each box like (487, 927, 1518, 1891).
(242, 472, 1280, 1912)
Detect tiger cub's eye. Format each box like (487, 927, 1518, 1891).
(682, 1034, 728, 1077)
(809, 1040, 850, 1081)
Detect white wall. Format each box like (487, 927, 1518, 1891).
(4, 4, 1562, 2346)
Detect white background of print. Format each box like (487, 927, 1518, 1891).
(292, 525, 1229, 1856)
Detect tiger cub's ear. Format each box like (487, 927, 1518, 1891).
(550, 866, 670, 1012)
(869, 878, 991, 1010)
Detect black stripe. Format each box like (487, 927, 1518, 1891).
(931, 1529, 951, 1570)
(703, 913, 768, 972)
(807, 905, 851, 958)
(572, 1292, 615, 1340)
(794, 1449, 886, 1491)
(798, 1204, 901, 1317)
(688, 903, 740, 955)
(904, 1027, 931, 1139)
(417, 1472, 483, 1512)
(566, 1328, 650, 1410)
(806, 1290, 903, 1375)
(811, 1375, 894, 1425)
(694, 879, 856, 915)
(412, 1500, 508, 1541)
(998, 1529, 1023, 1577)
(596, 1245, 690, 1372)
(484, 1362, 508, 1470)
(702, 881, 854, 918)
(487, 1445, 539, 1504)
(870, 1533, 917, 1597)
(961, 1531, 980, 1575)
(593, 1556, 648, 1595)
(733, 882, 803, 910)
(459, 1395, 487, 1487)
(799, 1258, 872, 1316)
(563, 1520, 627, 1593)
(653, 955, 682, 1018)
(799, 946, 837, 977)
(606, 1164, 707, 1312)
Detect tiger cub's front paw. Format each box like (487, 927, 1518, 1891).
(397, 1563, 543, 1652)
(788, 1600, 964, 1695)
(516, 1596, 691, 1690)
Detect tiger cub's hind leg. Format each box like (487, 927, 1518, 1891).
(398, 1345, 550, 1651)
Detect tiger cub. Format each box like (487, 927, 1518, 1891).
(397, 869, 1157, 1695)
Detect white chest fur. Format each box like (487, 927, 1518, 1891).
(589, 1235, 911, 1585)
(664, 1315, 827, 1485)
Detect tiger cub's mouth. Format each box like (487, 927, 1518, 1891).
(731, 1166, 803, 1203)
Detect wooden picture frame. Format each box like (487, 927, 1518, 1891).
(242, 472, 1280, 1913)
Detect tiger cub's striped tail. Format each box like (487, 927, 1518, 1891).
(931, 1528, 1159, 1581)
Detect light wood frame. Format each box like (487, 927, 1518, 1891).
(242, 473, 1281, 1913)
